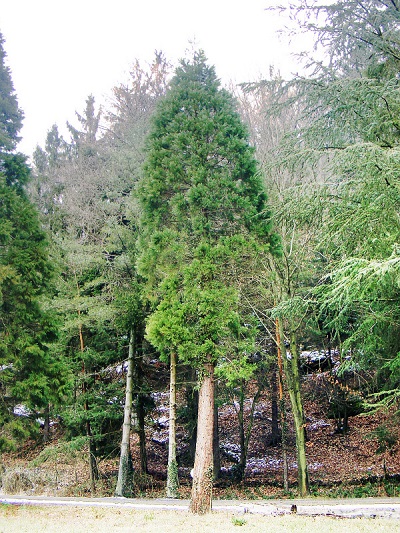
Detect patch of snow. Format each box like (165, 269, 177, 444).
(115, 361, 128, 374)
(308, 462, 324, 471)
(245, 457, 289, 475)
(246, 457, 283, 472)
(151, 391, 169, 402)
(157, 415, 169, 427)
(13, 404, 31, 417)
(309, 419, 331, 430)
(221, 442, 241, 461)
(151, 434, 168, 446)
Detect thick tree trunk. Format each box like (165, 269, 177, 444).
(115, 328, 135, 497)
(189, 363, 214, 514)
(167, 351, 179, 498)
(185, 369, 199, 464)
(278, 318, 309, 496)
(213, 384, 221, 480)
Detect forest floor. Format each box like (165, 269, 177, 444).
(1, 370, 400, 500)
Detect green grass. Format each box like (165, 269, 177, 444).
(308, 480, 400, 499)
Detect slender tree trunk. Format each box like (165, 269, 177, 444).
(134, 326, 148, 475)
(115, 328, 135, 497)
(237, 392, 246, 480)
(136, 395, 148, 474)
(43, 403, 50, 443)
(78, 320, 98, 493)
(270, 364, 280, 446)
(289, 329, 309, 496)
(276, 319, 289, 491)
(167, 351, 179, 498)
(234, 382, 261, 482)
(278, 318, 309, 496)
(189, 362, 214, 514)
(84, 394, 99, 493)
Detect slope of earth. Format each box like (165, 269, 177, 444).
(143, 372, 400, 499)
(1, 367, 399, 499)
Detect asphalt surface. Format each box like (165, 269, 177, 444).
(1, 495, 400, 519)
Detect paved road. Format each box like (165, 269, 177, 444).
(1, 495, 400, 519)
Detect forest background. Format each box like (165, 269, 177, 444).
(1, 0, 400, 514)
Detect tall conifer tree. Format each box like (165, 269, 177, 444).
(0, 32, 22, 152)
(138, 51, 278, 513)
(0, 31, 66, 450)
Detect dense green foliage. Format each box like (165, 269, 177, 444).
(0, 33, 23, 151)
(0, 32, 69, 451)
(138, 51, 278, 372)
(26, 55, 171, 472)
(2, 1, 400, 496)
(0, 157, 67, 450)
(258, 1, 400, 393)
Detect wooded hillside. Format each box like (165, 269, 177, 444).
(1, 0, 400, 513)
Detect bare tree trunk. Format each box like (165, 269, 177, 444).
(278, 318, 309, 496)
(213, 385, 221, 480)
(43, 403, 50, 443)
(78, 320, 98, 493)
(134, 326, 148, 475)
(84, 395, 99, 493)
(136, 395, 148, 474)
(189, 363, 214, 514)
(185, 370, 199, 464)
(270, 364, 280, 446)
(237, 391, 246, 480)
(115, 328, 135, 497)
(276, 319, 289, 492)
(234, 381, 261, 482)
(167, 351, 179, 498)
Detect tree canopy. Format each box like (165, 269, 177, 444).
(0, 32, 23, 151)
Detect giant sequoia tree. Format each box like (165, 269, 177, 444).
(138, 51, 278, 513)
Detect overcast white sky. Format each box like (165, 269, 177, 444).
(1, 1, 301, 155)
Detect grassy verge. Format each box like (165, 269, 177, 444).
(0, 505, 399, 533)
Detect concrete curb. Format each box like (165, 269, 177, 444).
(1, 495, 400, 519)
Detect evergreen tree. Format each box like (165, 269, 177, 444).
(138, 51, 278, 513)
(30, 59, 170, 490)
(0, 33, 67, 450)
(0, 155, 67, 450)
(263, 1, 400, 412)
(267, 0, 400, 76)
(0, 32, 23, 152)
